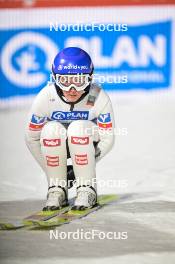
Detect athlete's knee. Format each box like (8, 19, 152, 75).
(67, 120, 94, 137)
(40, 121, 67, 144)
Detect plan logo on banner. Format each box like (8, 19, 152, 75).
(65, 21, 171, 90)
(0, 20, 172, 101)
(0, 31, 58, 99)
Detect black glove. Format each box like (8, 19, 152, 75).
(95, 147, 101, 159)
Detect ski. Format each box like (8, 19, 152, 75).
(29, 194, 118, 229)
(0, 204, 71, 230)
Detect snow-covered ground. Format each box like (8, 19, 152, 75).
(0, 91, 175, 264)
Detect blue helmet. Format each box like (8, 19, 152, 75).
(52, 47, 94, 75)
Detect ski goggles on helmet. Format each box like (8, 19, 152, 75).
(54, 74, 91, 91)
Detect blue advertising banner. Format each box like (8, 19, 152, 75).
(0, 21, 171, 99)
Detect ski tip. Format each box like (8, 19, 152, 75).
(0, 221, 24, 230)
(97, 194, 118, 204)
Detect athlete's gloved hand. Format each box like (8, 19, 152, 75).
(95, 146, 101, 161)
(67, 165, 75, 189)
(93, 141, 101, 161)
